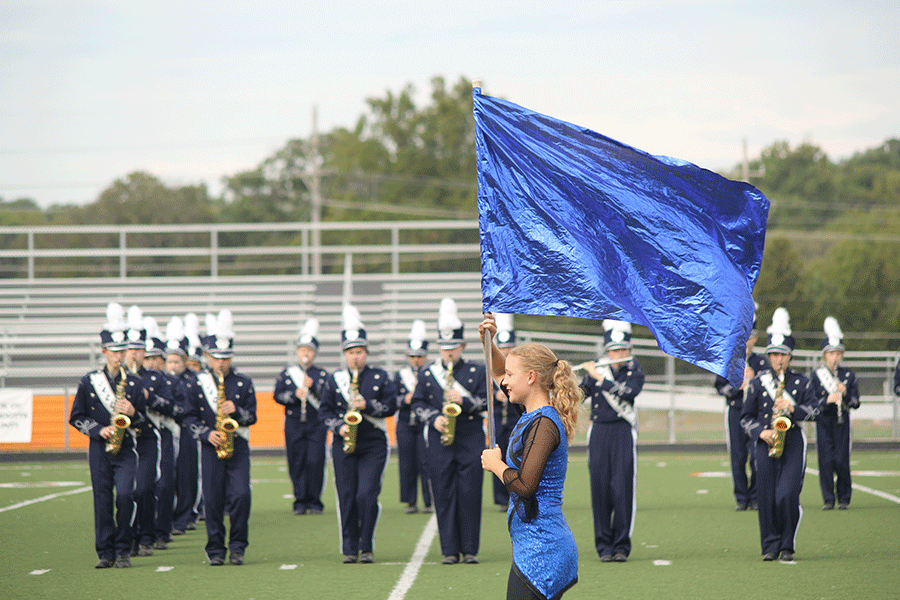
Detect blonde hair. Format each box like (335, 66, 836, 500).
(508, 343, 583, 440)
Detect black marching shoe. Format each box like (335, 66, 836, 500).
(423, 506, 433, 514)
(138, 544, 154, 557)
(229, 553, 244, 565)
(763, 552, 778, 561)
(822, 503, 835, 510)
(779, 551, 795, 562)
(405, 505, 418, 514)
(209, 556, 225, 566)
(441, 555, 459, 565)
(95, 558, 114, 569)
(838, 503, 849, 510)
(735, 502, 749, 511)
(599, 554, 613, 563)
(343, 554, 358, 564)
(171, 528, 185, 536)
(359, 552, 374, 563)
(155, 540, 169, 550)
(749, 502, 758, 510)
(114, 555, 131, 568)
(612, 552, 628, 563)
(463, 554, 479, 564)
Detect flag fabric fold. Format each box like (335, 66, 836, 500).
(473, 87, 769, 386)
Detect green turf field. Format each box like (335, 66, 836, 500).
(2, 450, 898, 600)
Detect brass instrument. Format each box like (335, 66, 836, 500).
(768, 373, 792, 459)
(215, 373, 239, 460)
(833, 371, 845, 425)
(342, 369, 362, 454)
(441, 360, 462, 446)
(299, 356, 309, 423)
(106, 367, 131, 455)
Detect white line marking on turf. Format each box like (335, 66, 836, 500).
(386, 513, 438, 600)
(280, 564, 298, 570)
(653, 560, 671, 566)
(0, 481, 85, 488)
(806, 468, 900, 505)
(156, 566, 174, 572)
(0, 486, 92, 513)
(29, 569, 51, 575)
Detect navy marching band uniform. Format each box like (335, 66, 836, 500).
(741, 308, 818, 561)
(411, 298, 488, 563)
(715, 350, 769, 510)
(810, 319, 860, 509)
(182, 310, 257, 565)
(580, 320, 644, 562)
(172, 314, 203, 534)
(319, 305, 398, 562)
(394, 320, 432, 513)
(69, 303, 146, 568)
(273, 319, 329, 515)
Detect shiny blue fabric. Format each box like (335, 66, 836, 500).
(473, 88, 769, 387)
(507, 406, 577, 600)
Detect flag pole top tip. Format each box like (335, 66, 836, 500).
(472, 80, 482, 89)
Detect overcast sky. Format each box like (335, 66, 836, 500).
(2, 0, 898, 209)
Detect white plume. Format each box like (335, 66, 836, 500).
(166, 316, 184, 343)
(127, 305, 144, 330)
(602, 319, 632, 335)
(438, 298, 461, 330)
(342, 304, 364, 330)
(299, 318, 320, 338)
(494, 312, 514, 333)
(205, 313, 218, 337)
(409, 319, 427, 342)
(105, 302, 126, 331)
(216, 309, 234, 339)
(823, 316, 843, 341)
(767, 307, 791, 336)
(143, 316, 161, 339)
(184, 313, 199, 337)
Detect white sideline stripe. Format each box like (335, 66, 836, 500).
(386, 513, 438, 600)
(29, 569, 51, 575)
(805, 468, 900, 505)
(0, 485, 92, 513)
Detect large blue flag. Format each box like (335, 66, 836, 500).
(473, 87, 769, 386)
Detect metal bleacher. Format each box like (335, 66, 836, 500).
(0, 272, 485, 393)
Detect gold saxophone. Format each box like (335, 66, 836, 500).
(106, 367, 131, 455)
(768, 372, 792, 459)
(215, 373, 239, 460)
(342, 369, 362, 454)
(441, 360, 462, 446)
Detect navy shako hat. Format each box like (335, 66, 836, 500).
(495, 313, 516, 348)
(165, 316, 189, 358)
(206, 309, 235, 359)
(437, 298, 464, 349)
(296, 318, 320, 351)
(184, 313, 202, 362)
(125, 305, 147, 350)
(143, 316, 165, 357)
(603, 319, 632, 351)
(341, 305, 368, 351)
(821, 316, 845, 353)
(765, 307, 795, 355)
(100, 302, 129, 351)
(407, 319, 428, 357)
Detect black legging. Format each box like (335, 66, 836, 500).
(508, 563, 544, 600)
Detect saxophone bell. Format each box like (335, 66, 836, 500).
(342, 369, 362, 454)
(106, 367, 130, 455)
(441, 360, 462, 446)
(215, 372, 238, 460)
(768, 372, 792, 459)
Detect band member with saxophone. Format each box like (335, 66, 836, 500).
(123, 306, 171, 559)
(411, 298, 489, 565)
(274, 318, 329, 515)
(320, 305, 398, 564)
(172, 313, 203, 535)
(393, 320, 433, 514)
(810, 317, 860, 510)
(576, 319, 644, 563)
(491, 313, 524, 510)
(741, 307, 818, 562)
(714, 307, 769, 511)
(182, 309, 257, 566)
(69, 303, 145, 569)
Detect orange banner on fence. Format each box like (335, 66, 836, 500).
(0, 392, 397, 453)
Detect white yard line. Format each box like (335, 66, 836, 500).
(386, 513, 438, 600)
(0, 485, 91, 513)
(805, 468, 900, 505)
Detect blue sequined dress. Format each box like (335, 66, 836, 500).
(506, 405, 578, 600)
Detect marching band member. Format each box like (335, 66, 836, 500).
(741, 307, 818, 562)
(182, 309, 257, 566)
(811, 317, 860, 510)
(143, 316, 187, 550)
(577, 319, 644, 563)
(320, 305, 398, 564)
(274, 318, 329, 515)
(411, 298, 489, 565)
(715, 308, 768, 510)
(491, 313, 524, 510)
(69, 303, 145, 568)
(172, 313, 203, 534)
(480, 313, 580, 600)
(393, 320, 433, 514)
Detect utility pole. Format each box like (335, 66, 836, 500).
(298, 106, 323, 275)
(741, 138, 765, 183)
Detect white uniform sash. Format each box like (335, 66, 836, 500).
(429, 361, 474, 404)
(598, 365, 637, 427)
(815, 366, 839, 395)
(760, 371, 795, 408)
(288, 365, 320, 409)
(89, 371, 118, 416)
(334, 369, 386, 433)
(198, 371, 249, 441)
(399, 366, 418, 394)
